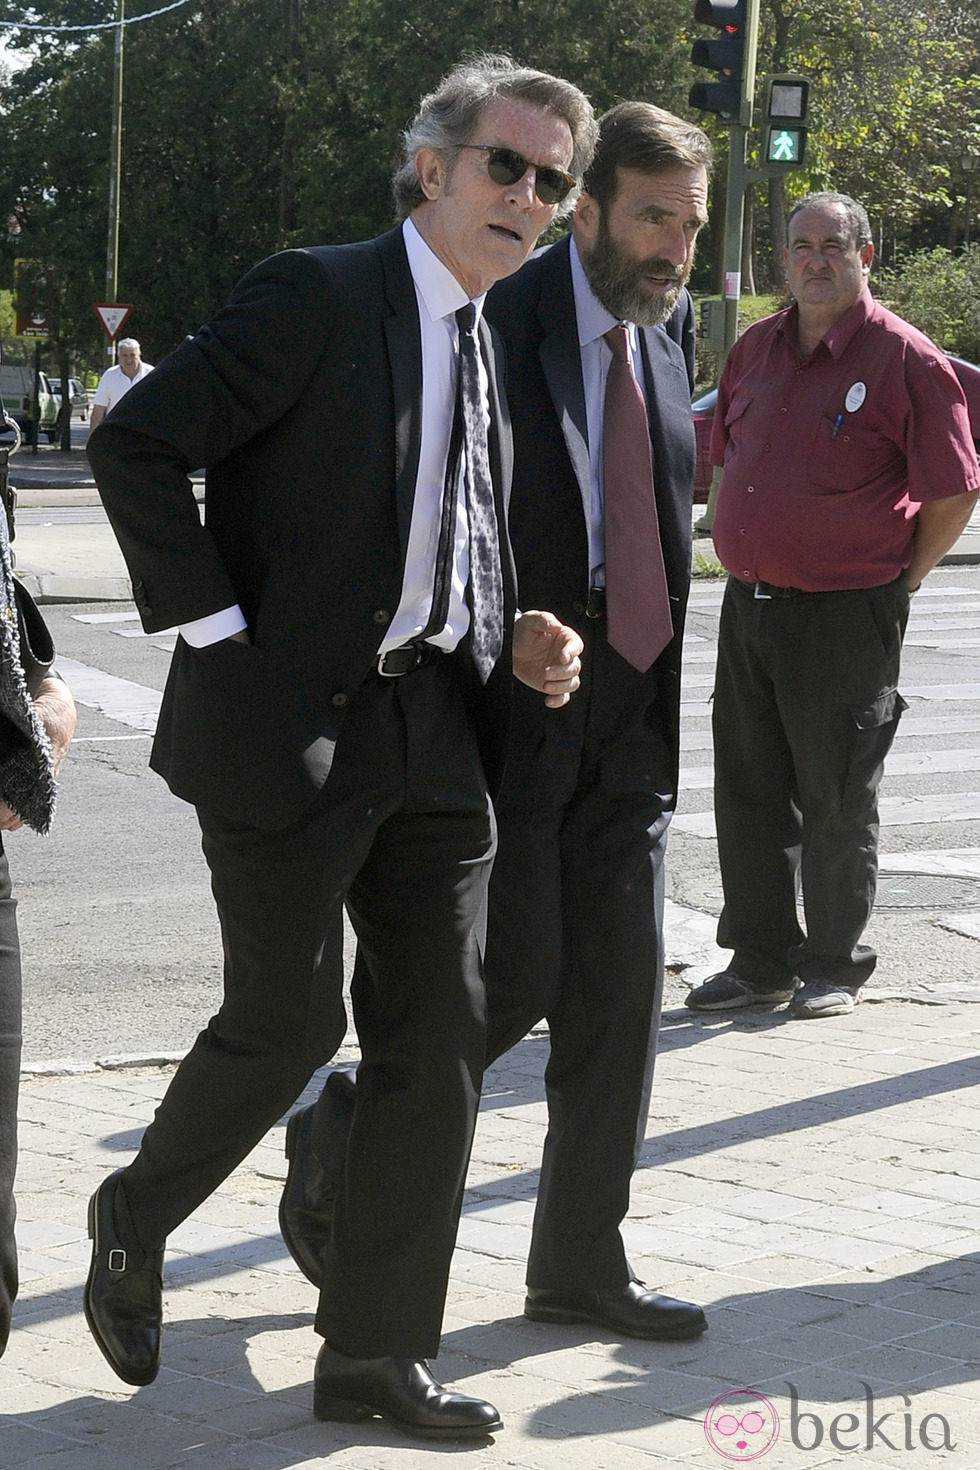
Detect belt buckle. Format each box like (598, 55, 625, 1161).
(586, 587, 606, 619)
(376, 646, 420, 677)
(753, 582, 773, 600)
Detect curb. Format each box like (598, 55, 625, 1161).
(15, 569, 135, 604)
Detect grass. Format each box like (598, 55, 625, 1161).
(692, 541, 725, 579)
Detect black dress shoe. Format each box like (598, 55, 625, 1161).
(279, 1072, 355, 1290)
(313, 1344, 502, 1440)
(84, 1170, 163, 1385)
(525, 1279, 707, 1340)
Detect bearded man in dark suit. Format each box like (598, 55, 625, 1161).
(85, 54, 594, 1441)
(283, 102, 712, 1344)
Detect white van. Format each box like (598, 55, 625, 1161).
(0, 364, 59, 441)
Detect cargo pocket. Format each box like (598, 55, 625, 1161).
(842, 686, 908, 814)
(851, 687, 907, 731)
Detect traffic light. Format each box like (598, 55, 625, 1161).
(762, 75, 809, 170)
(689, 0, 748, 121)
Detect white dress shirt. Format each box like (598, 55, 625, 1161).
(569, 237, 649, 589)
(182, 217, 487, 654)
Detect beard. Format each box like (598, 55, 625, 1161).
(581, 212, 690, 327)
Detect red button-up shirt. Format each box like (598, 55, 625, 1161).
(711, 290, 980, 590)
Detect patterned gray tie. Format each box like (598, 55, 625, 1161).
(455, 303, 504, 681)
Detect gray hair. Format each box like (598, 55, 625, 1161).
(786, 192, 872, 249)
(117, 338, 140, 353)
(392, 53, 596, 220)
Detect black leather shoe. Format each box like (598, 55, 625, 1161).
(313, 1344, 502, 1439)
(279, 1072, 355, 1290)
(525, 1280, 707, 1340)
(84, 1170, 163, 1385)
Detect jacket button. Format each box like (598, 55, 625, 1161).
(330, 692, 349, 709)
(372, 608, 390, 626)
(571, 600, 585, 615)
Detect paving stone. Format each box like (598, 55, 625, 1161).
(4, 994, 980, 1465)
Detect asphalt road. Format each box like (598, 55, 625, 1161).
(10, 564, 980, 1066)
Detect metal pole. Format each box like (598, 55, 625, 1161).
(696, 0, 760, 533)
(721, 0, 760, 357)
(104, 0, 125, 367)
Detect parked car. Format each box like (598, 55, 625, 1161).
(691, 387, 717, 504)
(48, 374, 89, 423)
(690, 355, 980, 506)
(948, 357, 980, 450)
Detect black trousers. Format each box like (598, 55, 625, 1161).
(712, 575, 910, 988)
(120, 653, 495, 1359)
(483, 623, 672, 1291)
(325, 628, 672, 1292)
(0, 844, 20, 1358)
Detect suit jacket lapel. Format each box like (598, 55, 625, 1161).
(378, 229, 423, 555)
(537, 240, 591, 505)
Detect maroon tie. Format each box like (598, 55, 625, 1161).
(602, 324, 673, 672)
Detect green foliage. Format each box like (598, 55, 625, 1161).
(691, 542, 724, 578)
(3, 0, 979, 360)
(877, 245, 980, 360)
(746, 0, 980, 288)
(1, 0, 696, 359)
(691, 293, 783, 391)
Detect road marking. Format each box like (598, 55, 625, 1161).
(55, 655, 161, 732)
(71, 734, 152, 742)
(72, 612, 143, 625)
(679, 748, 980, 791)
(675, 792, 980, 838)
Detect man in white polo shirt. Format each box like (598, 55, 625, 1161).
(88, 339, 153, 434)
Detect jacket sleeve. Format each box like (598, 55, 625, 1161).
(88, 249, 336, 633)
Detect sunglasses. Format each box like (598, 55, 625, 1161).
(458, 144, 577, 205)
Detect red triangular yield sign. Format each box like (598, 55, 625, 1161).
(93, 303, 134, 340)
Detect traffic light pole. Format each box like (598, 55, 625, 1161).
(694, 0, 759, 534)
(720, 0, 760, 359)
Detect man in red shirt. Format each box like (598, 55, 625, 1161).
(687, 191, 980, 1020)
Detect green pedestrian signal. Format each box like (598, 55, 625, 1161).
(768, 128, 803, 163)
(760, 74, 809, 171)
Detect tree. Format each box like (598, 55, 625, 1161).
(878, 244, 980, 360)
(742, 0, 980, 289)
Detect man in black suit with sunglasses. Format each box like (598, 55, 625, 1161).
(85, 55, 594, 1441)
(283, 101, 711, 1344)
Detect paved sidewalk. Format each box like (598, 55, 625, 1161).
(5, 964, 980, 1469)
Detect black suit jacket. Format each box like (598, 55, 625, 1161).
(89, 227, 518, 829)
(485, 234, 695, 795)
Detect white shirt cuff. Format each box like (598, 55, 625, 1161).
(180, 606, 249, 647)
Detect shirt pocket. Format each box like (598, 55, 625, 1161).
(810, 413, 901, 494)
(721, 390, 753, 462)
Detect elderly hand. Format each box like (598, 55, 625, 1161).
(0, 675, 77, 831)
(513, 611, 583, 708)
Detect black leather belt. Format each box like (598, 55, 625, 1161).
(375, 644, 437, 677)
(735, 578, 804, 600)
(586, 586, 606, 618)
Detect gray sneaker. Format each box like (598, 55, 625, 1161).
(790, 979, 861, 1018)
(685, 970, 799, 1012)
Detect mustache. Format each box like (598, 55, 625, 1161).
(637, 258, 686, 283)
